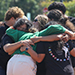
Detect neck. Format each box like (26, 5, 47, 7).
(5, 21, 13, 27)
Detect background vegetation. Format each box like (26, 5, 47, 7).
(0, 0, 75, 21)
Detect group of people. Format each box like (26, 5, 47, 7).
(0, 1, 75, 75)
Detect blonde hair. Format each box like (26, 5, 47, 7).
(37, 15, 48, 30)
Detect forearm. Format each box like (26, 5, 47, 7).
(40, 35, 61, 42)
(65, 29, 74, 38)
(27, 48, 45, 63)
(3, 41, 22, 53)
(8, 50, 15, 55)
(31, 34, 63, 43)
(70, 48, 75, 57)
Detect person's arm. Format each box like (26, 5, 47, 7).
(65, 29, 74, 38)
(39, 24, 74, 38)
(6, 27, 27, 42)
(4, 41, 22, 55)
(30, 34, 65, 43)
(70, 48, 75, 57)
(6, 24, 66, 41)
(39, 24, 66, 36)
(68, 40, 75, 57)
(3, 39, 34, 55)
(20, 45, 45, 63)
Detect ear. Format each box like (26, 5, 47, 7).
(11, 17, 15, 20)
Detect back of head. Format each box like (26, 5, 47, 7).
(47, 9, 67, 26)
(4, 7, 24, 21)
(47, 9, 62, 21)
(48, 2, 66, 14)
(36, 15, 48, 30)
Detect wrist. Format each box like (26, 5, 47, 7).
(26, 47, 32, 53)
(57, 35, 63, 40)
(19, 40, 23, 46)
(39, 36, 43, 41)
(25, 47, 29, 51)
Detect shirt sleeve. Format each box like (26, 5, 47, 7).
(36, 42, 45, 54)
(39, 24, 66, 36)
(68, 40, 74, 52)
(6, 27, 27, 42)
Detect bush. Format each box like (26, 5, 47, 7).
(64, 1, 75, 17)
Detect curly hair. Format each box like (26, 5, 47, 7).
(4, 7, 24, 21)
(48, 2, 66, 14)
(36, 15, 48, 30)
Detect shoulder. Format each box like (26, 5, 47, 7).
(2, 34, 14, 46)
(2, 34, 14, 41)
(68, 16, 75, 25)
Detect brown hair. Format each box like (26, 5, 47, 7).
(4, 7, 24, 21)
(66, 20, 75, 32)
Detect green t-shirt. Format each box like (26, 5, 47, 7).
(6, 24, 66, 56)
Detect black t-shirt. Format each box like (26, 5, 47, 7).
(0, 23, 9, 43)
(0, 34, 14, 70)
(36, 57, 46, 75)
(36, 40, 74, 75)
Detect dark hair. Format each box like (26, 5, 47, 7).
(47, 9, 67, 26)
(52, 40, 64, 51)
(48, 2, 66, 14)
(13, 18, 33, 32)
(45, 21, 58, 28)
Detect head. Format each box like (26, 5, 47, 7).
(48, 2, 66, 14)
(13, 18, 33, 32)
(47, 9, 67, 26)
(4, 7, 24, 26)
(33, 15, 48, 31)
(47, 9, 75, 32)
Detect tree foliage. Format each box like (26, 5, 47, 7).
(0, 0, 12, 21)
(0, 0, 75, 21)
(64, 0, 75, 17)
(0, 0, 43, 21)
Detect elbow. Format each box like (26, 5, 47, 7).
(3, 46, 8, 53)
(72, 54, 75, 57)
(8, 52, 12, 55)
(36, 59, 43, 63)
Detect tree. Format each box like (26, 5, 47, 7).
(0, 0, 12, 21)
(9, 0, 43, 20)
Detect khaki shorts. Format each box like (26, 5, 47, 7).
(7, 54, 37, 75)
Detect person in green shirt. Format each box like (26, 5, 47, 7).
(4, 15, 74, 75)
